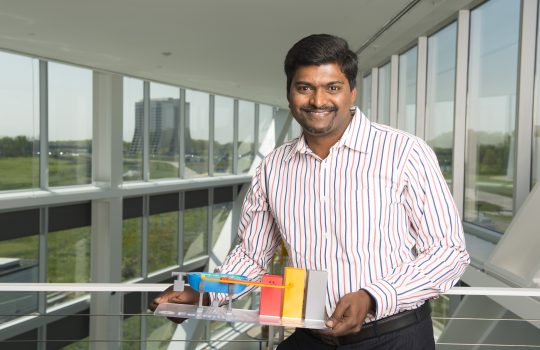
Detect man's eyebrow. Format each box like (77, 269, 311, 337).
(293, 80, 345, 85)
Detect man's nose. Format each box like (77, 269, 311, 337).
(309, 89, 326, 107)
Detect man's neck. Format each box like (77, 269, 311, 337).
(304, 134, 339, 159)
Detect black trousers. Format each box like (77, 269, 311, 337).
(276, 317, 435, 350)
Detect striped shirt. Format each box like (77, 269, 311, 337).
(214, 107, 469, 322)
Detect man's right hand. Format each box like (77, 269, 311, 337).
(148, 285, 209, 324)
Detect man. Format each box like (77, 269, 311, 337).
(150, 34, 469, 349)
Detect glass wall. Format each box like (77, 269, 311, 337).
(214, 96, 234, 175)
(238, 101, 255, 173)
(0, 52, 39, 191)
(149, 83, 180, 179)
(425, 23, 457, 184)
(183, 207, 208, 261)
(185, 90, 209, 178)
(362, 74, 372, 118)
(259, 104, 274, 150)
(123, 78, 144, 182)
(377, 62, 391, 125)
(397, 47, 417, 134)
(464, 0, 520, 233)
(48, 62, 92, 187)
(0, 229, 39, 323)
(534, 1, 540, 188)
(47, 226, 91, 308)
(148, 194, 179, 273)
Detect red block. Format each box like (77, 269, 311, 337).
(259, 274, 284, 317)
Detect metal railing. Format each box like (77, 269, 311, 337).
(0, 284, 539, 349)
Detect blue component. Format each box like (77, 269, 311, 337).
(187, 272, 248, 293)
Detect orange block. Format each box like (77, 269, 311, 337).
(259, 274, 283, 317)
(281, 267, 306, 319)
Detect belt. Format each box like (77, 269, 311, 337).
(303, 302, 431, 346)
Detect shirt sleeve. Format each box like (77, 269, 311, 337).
(363, 138, 470, 319)
(210, 162, 282, 305)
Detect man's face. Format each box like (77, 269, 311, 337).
(288, 63, 357, 139)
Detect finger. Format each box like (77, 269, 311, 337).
(325, 296, 352, 328)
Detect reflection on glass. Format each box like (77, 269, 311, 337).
(0, 235, 39, 323)
(534, 2, 540, 188)
(123, 78, 144, 182)
(464, 0, 520, 233)
(397, 47, 417, 134)
(146, 316, 176, 349)
(0, 52, 39, 191)
(48, 62, 92, 187)
(123, 315, 141, 350)
(47, 226, 91, 308)
(377, 63, 391, 125)
(259, 104, 275, 153)
(148, 212, 178, 272)
(426, 23, 457, 185)
(214, 96, 234, 175)
(122, 217, 142, 281)
(183, 207, 207, 261)
(149, 83, 180, 179)
(362, 74, 372, 118)
(61, 338, 89, 349)
(238, 101, 255, 173)
(212, 202, 232, 249)
(185, 90, 209, 178)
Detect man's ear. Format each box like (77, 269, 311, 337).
(350, 87, 358, 104)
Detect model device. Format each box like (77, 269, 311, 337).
(153, 267, 328, 329)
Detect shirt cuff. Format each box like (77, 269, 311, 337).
(362, 279, 398, 319)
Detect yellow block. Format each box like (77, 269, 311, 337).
(281, 267, 306, 319)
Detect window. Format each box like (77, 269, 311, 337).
(185, 90, 209, 178)
(149, 83, 180, 179)
(464, 0, 520, 233)
(148, 193, 179, 272)
(362, 74, 372, 119)
(123, 78, 144, 182)
(184, 189, 208, 261)
(214, 96, 234, 175)
(0, 51, 39, 191)
(377, 63, 391, 125)
(238, 101, 255, 173)
(122, 197, 143, 281)
(425, 23, 457, 185)
(212, 186, 234, 250)
(0, 209, 39, 323)
(397, 47, 417, 134)
(48, 62, 92, 187)
(533, 1, 540, 188)
(47, 203, 91, 308)
(259, 104, 275, 152)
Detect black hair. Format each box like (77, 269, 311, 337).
(284, 34, 358, 97)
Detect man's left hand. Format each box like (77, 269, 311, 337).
(322, 289, 375, 336)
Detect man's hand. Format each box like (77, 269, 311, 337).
(148, 285, 209, 324)
(322, 289, 375, 336)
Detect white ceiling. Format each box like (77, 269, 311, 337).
(0, 0, 472, 108)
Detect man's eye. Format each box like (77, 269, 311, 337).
(298, 86, 311, 91)
(328, 86, 340, 91)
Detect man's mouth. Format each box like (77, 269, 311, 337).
(300, 106, 337, 116)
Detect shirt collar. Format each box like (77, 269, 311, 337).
(283, 107, 371, 162)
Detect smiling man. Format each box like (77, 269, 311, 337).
(150, 34, 469, 350)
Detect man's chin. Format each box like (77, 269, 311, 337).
(303, 126, 332, 136)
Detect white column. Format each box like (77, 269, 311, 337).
(452, 10, 470, 218)
(513, 0, 537, 212)
(90, 71, 123, 350)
